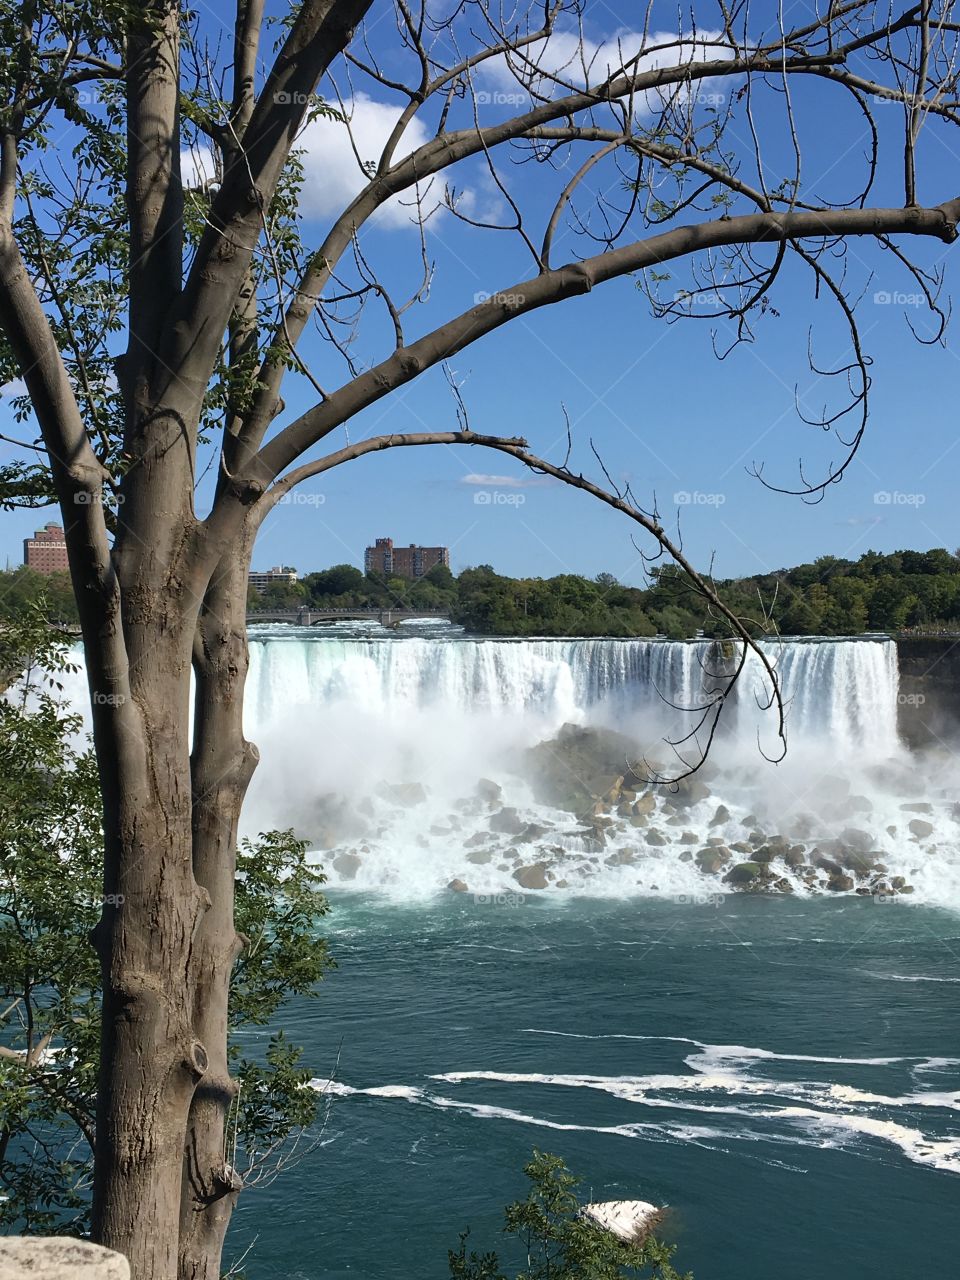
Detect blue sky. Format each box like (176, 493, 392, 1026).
(2, 2, 959, 585)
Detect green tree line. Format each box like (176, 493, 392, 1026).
(9, 547, 960, 638)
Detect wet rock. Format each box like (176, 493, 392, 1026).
(628, 814, 649, 828)
(633, 792, 657, 816)
(666, 815, 686, 827)
(840, 827, 875, 853)
(603, 776, 625, 804)
(783, 847, 807, 869)
(517, 822, 550, 843)
(466, 849, 493, 865)
(697, 848, 730, 874)
(333, 852, 362, 880)
(447, 879, 469, 893)
(669, 775, 711, 807)
(645, 830, 667, 847)
(476, 778, 502, 803)
(827, 873, 855, 892)
(909, 818, 933, 839)
(813, 854, 844, 877)
(555, 879, 569, 889)
(730, 841, 753, 854)
(752, 846, 778, 864)
(706, 836, 726, 847)
(774, 878, 795, 893)
(748, 831, 767, 846)
(385, 781, 427, 808)
(678, 851, 693, 862)
(846, 795, 873, 815)
(680, 831, 699, 845)
(513, 862, 549, 890)
(605, 849, 636, 867)
(724, 861, 761, 886)
(430, 824, 453, 836)
(901, 801, 932, 814)
(490, 807, 526, 835)
(843, 850, 881, 876)
(709, 804, 731, 827)
(464, 830, 490, 848)
(524, 724, 646, 811)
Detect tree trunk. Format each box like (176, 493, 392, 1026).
(179, 538, 258, 1280)
(89, 614, 209, 1280)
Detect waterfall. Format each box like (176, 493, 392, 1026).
(244, 634, 903, 756)
(56, 631, 960, 905)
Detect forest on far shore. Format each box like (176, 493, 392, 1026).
(5, 547, 960, 639)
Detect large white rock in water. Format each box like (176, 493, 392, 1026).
(581, 1199, 663, 1242)
(0, 1238, 130, 1279)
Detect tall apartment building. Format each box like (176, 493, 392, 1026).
(248, 566, 298, 592)
(364, 536, 450, 580)
(23, 522, 69, 574)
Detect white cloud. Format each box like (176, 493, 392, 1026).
(478, 28, 731, 113)
(461, 473, 539, 488)
(298, 94, 438, 229)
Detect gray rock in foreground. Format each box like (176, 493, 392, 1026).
(0, 1239, 129, 1280)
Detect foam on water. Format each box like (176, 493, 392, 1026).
(309, 1032, 960, 1176)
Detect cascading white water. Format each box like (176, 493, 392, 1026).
(53, 630, 960, 905)
(243, 633, 904, 754)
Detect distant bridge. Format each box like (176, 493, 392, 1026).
(247, 607, 451, 626)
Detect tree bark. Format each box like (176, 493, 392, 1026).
(178, 539, 259, 1280)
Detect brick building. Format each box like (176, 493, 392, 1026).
(364, 537, 450, 580)
(23, 522, 69, 574)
